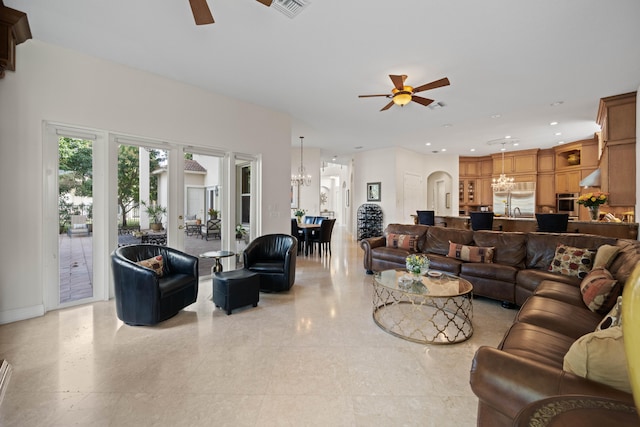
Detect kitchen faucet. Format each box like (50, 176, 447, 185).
(513, 207, 521, 218)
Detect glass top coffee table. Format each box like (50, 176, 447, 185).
(372, 269, 474, 344)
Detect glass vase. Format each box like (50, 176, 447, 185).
(588, 206, 600, 221)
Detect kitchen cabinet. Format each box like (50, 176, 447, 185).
(606, 142, 636, 206)
(555, 170, 580, 193)
(537, 173, 555, 207)
(459, 179, 476, 205)
(478, 178, 493, 206)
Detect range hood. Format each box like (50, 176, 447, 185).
(579, 169, 601, 187)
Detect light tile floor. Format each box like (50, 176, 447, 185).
(1, 227, 516, 426)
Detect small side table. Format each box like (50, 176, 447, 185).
(199, 250, 235, 274)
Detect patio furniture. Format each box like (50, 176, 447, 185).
(201, 219, 221, 240)
(243, 234, 297, 292)
(111, 244, 199, 326)
(67, 215, 89, 237)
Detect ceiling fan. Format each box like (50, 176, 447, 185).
(188, 0, 273, 25)
(359, 75, 450, 111)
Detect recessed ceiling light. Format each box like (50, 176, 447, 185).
(550, 121, 559, 126)
(505, 135, 511, 139)
(491, 114, 501, 119)
(443, 124, 452, 128)
(551, 101, 564, 107)
(470, 148, 476, 152)
(425, 142, 431, 146)
(513, 143, 519, 146)
(441, 148, 447, 152)
(500, 147, 506, 151)
(555, 132, 562, 136)
(557, 141, 565, 145)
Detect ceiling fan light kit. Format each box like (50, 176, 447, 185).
(359, 74, 450, 112)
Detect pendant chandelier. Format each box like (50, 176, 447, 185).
(491, 144, 515, 192)
(291, 136, 312, 187)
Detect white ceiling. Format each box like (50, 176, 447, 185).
(7, 0, 640, 162)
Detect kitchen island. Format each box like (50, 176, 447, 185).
(433, 215, 638, 239)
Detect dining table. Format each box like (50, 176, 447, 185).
(297, 223, 321, 255)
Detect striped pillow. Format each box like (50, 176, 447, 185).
(447, 242, 494, 263)
(386, 233, 418, 252)
(580, 267, 619, 314)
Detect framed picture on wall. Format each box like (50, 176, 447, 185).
(367, 182, 381, 202)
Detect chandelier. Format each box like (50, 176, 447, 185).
(291, 136, 312, 187)
(491, 145, 515, 192)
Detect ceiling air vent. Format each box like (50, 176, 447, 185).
(272, 0, 310, 18)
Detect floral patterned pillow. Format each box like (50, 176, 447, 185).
(137, 255, 164, 277)
(580, 267, 620, 314)
(548, 244, 595, 279)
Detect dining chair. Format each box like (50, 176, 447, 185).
(535, 213, 569, 233)
(469, 212, 494, 231)
(416, 210, 435, 226)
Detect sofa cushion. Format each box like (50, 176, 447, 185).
(386, 233, 419, 252)
(525, 233, 615, 270)
(515, 296, 603, 340)
(563, 326, 631, 393)
(473, 231, 527, 268)
(533, 280, 584, 308)
(548, 244, 595, 279)
(424, 226, 474, 256)
(371, 246, 413, 268)
(460, 263, 518, 283)
(500, 322, 576, 368)
(137, 255, 164, 277)
(423, 253, 463, 276)
(580, 267, 620, 314)
(447, 242, 494, 263)
(593, 244, 621, 269)
(596, 296, 623, 331)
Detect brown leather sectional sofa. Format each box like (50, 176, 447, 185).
(360, 223, 640, 425)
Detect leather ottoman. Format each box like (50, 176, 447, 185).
(213, 269, 260, 315)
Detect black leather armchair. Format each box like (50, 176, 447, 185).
(111, 244, 199, 326)
(243, 234, 297, 292)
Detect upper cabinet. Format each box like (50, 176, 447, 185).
(597, 92, 637, 207)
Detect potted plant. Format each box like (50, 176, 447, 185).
(235, 223, 247, 240)
(208, 208, 219, 220)
(141, 201, 167, 231)
(294, 208, 306, 224)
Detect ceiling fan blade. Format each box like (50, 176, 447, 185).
(413, 77, 450, 93)
(380, 101, 395, 111)
(189, 0, 214, 25)
(389, 75, 407, 91)
(256, 0, 273, 5)
(411, 96, 434, 107)
(358, 94, 390, 98)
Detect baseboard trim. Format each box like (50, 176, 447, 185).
(0, 304, 45, 325)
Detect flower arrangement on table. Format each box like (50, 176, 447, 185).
(576, 192, 608, 207)
(406, 254, 430, 275)
(293, 208, 306, 222)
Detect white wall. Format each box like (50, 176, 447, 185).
(0, 40, 292, 323)
(352, 147, 460, 230)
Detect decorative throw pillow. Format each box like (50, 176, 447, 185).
(386, 233, 418, 252)
(447, 242, 494, 263)
(563, 326, 631, 393)
(137, 255, 164, 277)
(596, 296, 623, 331)
(593, 244, 620, 269)
(548, 244, 595, 279)
(580, 267, 619, 314)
